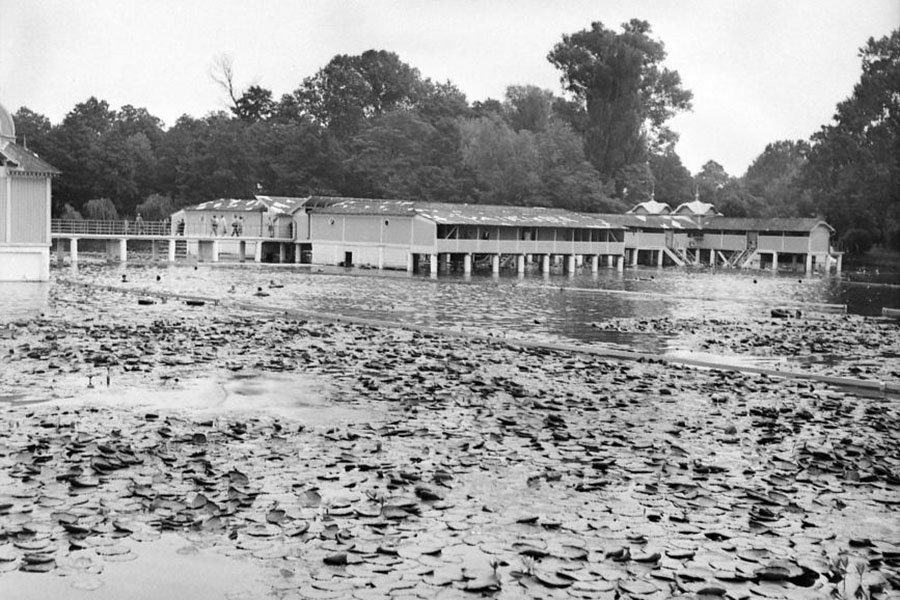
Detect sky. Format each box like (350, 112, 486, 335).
(1, 0, 897, 177)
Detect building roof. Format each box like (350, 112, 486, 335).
(672, 199, 720, 216)
(0, 140, 61, 175)
(189, 198, 269, 212)
(188, 196, 310, 214)
(254, 196, 310, 214)
(611, 214, 833, 233)
(310, 197, 623, 229)
(703, 217, 834, 233)
(627, 199, 671, 215)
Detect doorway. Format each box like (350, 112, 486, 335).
(344, 251, 353, 267)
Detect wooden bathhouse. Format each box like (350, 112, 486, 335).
(300, 197, 626, 275)
(0, 102, 60, 281)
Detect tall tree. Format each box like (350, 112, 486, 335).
(547, 19, 692, 183)
(802, 29, 900, 249)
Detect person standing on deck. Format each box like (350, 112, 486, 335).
(231, 215, 239, 236)
(211, 215, 219, 237)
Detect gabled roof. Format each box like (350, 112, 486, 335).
(310, 197, 623, 229)
(673, 200, 720, 216)
(627, 199, 671, 215)
(0, 140, 60, 175)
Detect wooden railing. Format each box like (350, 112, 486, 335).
(52, 219, 172, 236)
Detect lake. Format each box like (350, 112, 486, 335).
(1, 258, 898, 359)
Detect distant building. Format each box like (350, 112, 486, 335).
(0, 102, 60, 281)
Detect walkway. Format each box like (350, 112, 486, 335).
(51, 219, 295, 263)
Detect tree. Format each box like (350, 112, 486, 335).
(504, 85, 555, 132)
(136, 193, 175, 221)
(547, 20, 692, 183)
(534, 120, 621, 212)
(616, 162, 655, 205)
(12, 108, 52, 153)
(694, 160, 731, 205)
(802, 29, 900, 248)
(43, 97, 117, 213)
(235, 85, 276, 122)
(742, 140, 811, 216)
(293, 50, 426, 138)
(82, 198, 119, 220)
(649, 151, 693, 207)
(458, 115, 540, 205)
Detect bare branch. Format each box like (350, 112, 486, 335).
(210, 54, 240, 111)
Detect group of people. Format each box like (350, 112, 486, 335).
(173, 214, 281, 237)
(207, 215, 244, 237)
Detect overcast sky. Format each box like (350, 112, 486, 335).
(2, 0, 897, 176)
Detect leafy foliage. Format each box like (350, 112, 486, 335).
(14, 26, 895, 252)
(82, 198, 119, 220)
(547, 20, 692, 183)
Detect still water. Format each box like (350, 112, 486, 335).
(2, 259, 898, 355)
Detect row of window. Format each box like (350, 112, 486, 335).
(436, 225, 624, 243)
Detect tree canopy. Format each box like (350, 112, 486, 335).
(13, 25, 898, 253)
(547, 19, 692, 184)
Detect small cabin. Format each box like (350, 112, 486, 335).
(0, 102, 60, 281)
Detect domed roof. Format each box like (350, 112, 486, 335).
(626, 199, 671, 215)
(0, 102, 15, 143)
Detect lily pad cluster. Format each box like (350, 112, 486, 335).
(0, 280, 898, 598)
(596, 313, 900, 384)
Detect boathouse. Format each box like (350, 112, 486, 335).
(0, 102, 60, 281)
(302, 197, 626, 275)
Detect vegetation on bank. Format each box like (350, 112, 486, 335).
(12, 22, 899, 254)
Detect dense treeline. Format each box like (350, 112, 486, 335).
(12, 22, 899, 253)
